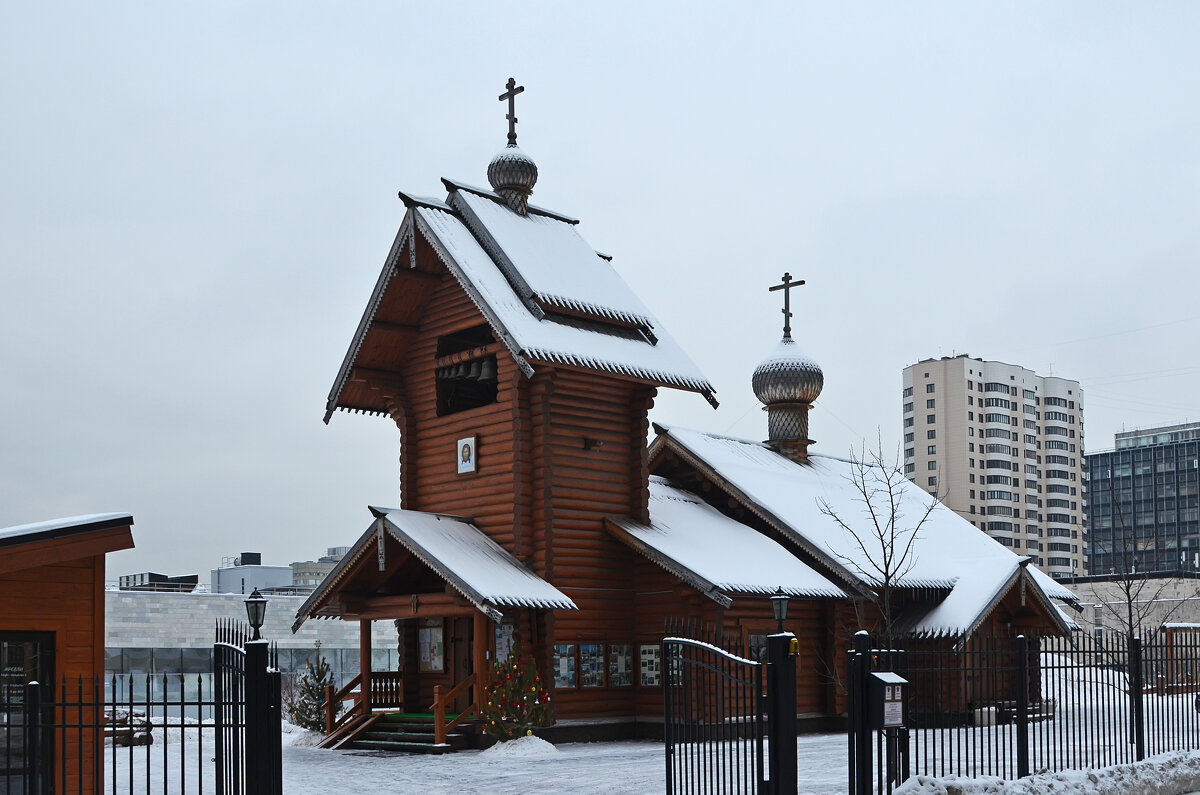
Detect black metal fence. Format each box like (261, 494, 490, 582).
(1, 620, 280, 795)
(663, 636, 765, 795)
(849, 628, 1200, 794)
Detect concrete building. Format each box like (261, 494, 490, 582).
(290, 546, 349, 589)
(1061, 571, 1200, 641)
(105, 590, 395, 686)
(1087, 422, 1200, 575)
(210, 551, 293, 594)
(902, 355, 1086, 579)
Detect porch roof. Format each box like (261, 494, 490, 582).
(293, 507, 576, 632)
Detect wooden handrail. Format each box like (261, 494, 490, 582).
(430, 673, 477, 745)
(323, 674, 363, 735)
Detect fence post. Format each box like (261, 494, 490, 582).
(245, 640, 282, 795)
(24, 681, 41, 793)
(766, 633, 798, 794)
(853, 631, 872, 795)
(663, 641, 674, 795)
(1130, 636, 1145, 761)
(1015, 635, 1030, 778)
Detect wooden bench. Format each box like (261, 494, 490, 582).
(104, 709, 153, 746)
(994, 699, 1055, 724)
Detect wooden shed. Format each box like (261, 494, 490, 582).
(0, 512, 134, 791)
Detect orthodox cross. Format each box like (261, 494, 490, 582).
(768, 272, 806, 339)
(499, 77, 525, 146)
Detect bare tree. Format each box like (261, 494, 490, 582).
(818, 436, 940, 647)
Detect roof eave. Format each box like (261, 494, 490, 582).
(604, 516, 733, 608)
(323, 211, 416, 424)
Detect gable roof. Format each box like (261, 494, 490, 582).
(0, 513, 134, 574)
(606, 477, 849, 607)
(325, 180, 716, 422)
(651, 424, 1078, 638)
(293, 507, 576, 631)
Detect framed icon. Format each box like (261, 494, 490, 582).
(457, 436, 477, 474)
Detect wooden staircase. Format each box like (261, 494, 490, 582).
(348, 713, 478, 754)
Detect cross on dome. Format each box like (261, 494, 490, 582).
(499, 77, 525, 146)
(768, 272, 806, 339)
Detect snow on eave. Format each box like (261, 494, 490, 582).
(323, 211, 416, 424)
(0, 512, 134, 547)
(649, 425, 868, 595)
(605, 516, 733, 608)
(524, 348, 716, 398)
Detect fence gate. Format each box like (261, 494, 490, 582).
(0, 620, 280, 795)
(214, 620, 282, 795)
(663, 637, 765, 795)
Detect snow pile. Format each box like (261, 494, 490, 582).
(894, 750, 1200, 795)
(480, 734, 558, 758)
(280, 721, 323, 748)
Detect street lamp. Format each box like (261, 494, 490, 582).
(771, 587, 789, 634)
(245, 588, 268, 640)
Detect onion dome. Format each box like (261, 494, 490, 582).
(488, 145, 538, 215)
(752, 337, 824, 406)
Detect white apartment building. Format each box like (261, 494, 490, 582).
(902, 355, 1086, 579)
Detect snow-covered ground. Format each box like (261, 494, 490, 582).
(107, 722, 1200, 794)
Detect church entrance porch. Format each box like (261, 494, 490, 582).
(293, 507, 576, 752)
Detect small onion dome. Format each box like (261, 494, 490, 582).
(752, 336, 824, 406)
(488, 145, 538, 214)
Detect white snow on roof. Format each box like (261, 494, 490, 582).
(609, 478, 847, 599)
(416, 206, 713, 395)
(454, 190, 655, 328)
(0, 512, 132, 543)
(373, 507, 577, 615)
(659, 426, 1078, 636)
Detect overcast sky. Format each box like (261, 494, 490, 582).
(3, 3, 1198, 578)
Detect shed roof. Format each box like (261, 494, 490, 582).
(0, 513, 134, 575)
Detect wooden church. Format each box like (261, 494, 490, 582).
(294, 80, 1077, 747)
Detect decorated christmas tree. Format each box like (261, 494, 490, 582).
(288, 641, 341, 731)
(479, 640, 551, 741)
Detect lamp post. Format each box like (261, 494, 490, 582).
(245, 588, 268, 640)
(771, 587, 789, 634)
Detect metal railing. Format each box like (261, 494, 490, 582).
(850, 628, 1200, 794)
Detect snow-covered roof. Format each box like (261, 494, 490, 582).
(606, 478, 849, 605)
(293, 507, 576, 631)
(653, 425, 1078, 638)
(0, 513, 133, 546)
(325, 180, 716, 421)
(451, 187, 656, 329)
(415, 195, 714, 397)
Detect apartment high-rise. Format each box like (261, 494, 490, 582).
(902, 355, 1086, 579)
(1087, 422, 1200, 575)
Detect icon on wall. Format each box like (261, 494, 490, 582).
(457, 436, 477, 474)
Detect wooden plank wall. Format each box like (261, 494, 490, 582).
(0, 555, 104, 792)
